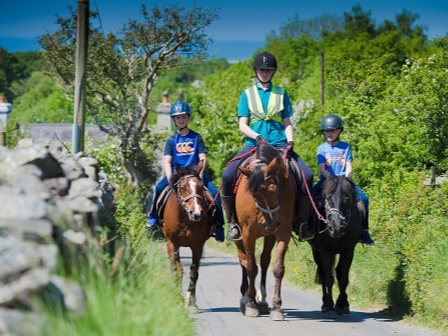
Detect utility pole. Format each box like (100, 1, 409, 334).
(72, 0, 89, 153)
(320, 50, 325, 106)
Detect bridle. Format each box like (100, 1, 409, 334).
(173, 174, 205, 215)
(318, 194, 354, 235)
(250, 159, 281, 221)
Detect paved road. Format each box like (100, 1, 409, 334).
(180, 247, 442, 336)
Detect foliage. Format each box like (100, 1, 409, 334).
(38, 3, 218, 185)
(40, 234, 195, 336)
(10, 71, 74, 123)
(0, 48, 44, 101)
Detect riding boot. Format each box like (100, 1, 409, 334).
(360, 218, 375, 246)
(294, 195, 314, 242)
(357, 200, 375, 245)
(222, 195, 241, 241)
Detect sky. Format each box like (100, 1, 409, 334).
(1, 0, 447, 62)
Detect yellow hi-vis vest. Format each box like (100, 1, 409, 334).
(245, 84, 285, 125)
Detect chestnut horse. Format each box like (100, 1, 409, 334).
(234, 143, 295, 321)
(308, 176, 363, 315)
(161, 160, 215, 314)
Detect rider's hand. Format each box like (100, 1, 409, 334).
(287, 141, 295, 150)
(256, 135, 265, 146)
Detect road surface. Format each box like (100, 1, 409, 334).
(180, 247, 442, 336)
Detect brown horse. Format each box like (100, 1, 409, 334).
(161, 160, 214, 314)
(234, 143, 295, 321)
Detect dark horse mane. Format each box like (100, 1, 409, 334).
(322, 176, 357, 203)
(169, 165, 200, 189)
(246, 143, 282, 195)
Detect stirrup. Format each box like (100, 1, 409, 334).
(227, 223, 242, 241)
(299, 223, 314, 242)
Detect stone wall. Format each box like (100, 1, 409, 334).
(0, 139, 116, 335)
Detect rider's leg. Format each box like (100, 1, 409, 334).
(221, 194, 240, 240)
(221, 148, 253, 241)
(204, 177, 225, 242)
(146, 177, 168, 230)
(356, 186, 375, 245)
(222, 161, 240, 241)
(292, 152, 315, 241)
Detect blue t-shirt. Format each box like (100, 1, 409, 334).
(164, 130, 207, 169)
(238, 82, 293, 147)
(316, 141, 353, 179)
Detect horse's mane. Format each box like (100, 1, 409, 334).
(247, 143, 282, 195)
(169, 166, 200, 188)
(322, 176, 357, 201)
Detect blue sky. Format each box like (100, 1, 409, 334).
(1, 0, 447, 61)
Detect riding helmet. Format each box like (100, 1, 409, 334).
(170, 100, 191, 117)
(321, 114, 344, 131)
(253, 51, 277, 70)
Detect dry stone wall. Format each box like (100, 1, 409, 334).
(0, 139, 115, 335)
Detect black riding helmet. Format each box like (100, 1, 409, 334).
(253, 51, 277, 69)
(253, 51, 277, 84)
(321, 114, 344, 131)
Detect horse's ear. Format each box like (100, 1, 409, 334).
(238, 166, 252, 177)
(266, 157, 279, 176)
(175, 163, 183, 173)
(196, 160, 204, 173)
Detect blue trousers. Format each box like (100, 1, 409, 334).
(221, 146, 314, 196)
(313, 178, 369, 230)
(149, 174, 224, 225)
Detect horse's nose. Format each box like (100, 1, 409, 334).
(261, 219, 280, 232)
(188, 209, 202, 221)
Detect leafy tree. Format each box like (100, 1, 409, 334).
(0, 49, 44, 101)
(12, 71, 74, 123)
(38, 3, 218, 186)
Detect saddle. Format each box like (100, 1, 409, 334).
(231, 153, 303, 195)
(155, 185, 217, 227)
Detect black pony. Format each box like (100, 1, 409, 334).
(308, 175, 363, 315)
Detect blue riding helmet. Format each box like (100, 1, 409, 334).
(170, 100, 191, 117)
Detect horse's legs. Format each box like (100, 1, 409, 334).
(185, 244, 204, 314)
(334, 250, 355, 315)
(241, 238, 258, 317)
(234, 240, 250, 314)
(166, 240, 182, 283)
(256, 235, 275, 314)
(319, 252, 336, 313)
(270, 236, 290, 321)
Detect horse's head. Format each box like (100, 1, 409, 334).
(321, 176, 357, 238)
(238, 144, 289, 233)
(170, 161, 206, 222)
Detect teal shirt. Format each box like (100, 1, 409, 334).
(238, 83, 293, 147)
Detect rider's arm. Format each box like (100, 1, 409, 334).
(198, 153, 206, 178)
(345, 161, 353, 180)
(164, 155, 173, 180)
(239, 116, 259, 140)
(318, 162, 331, 179)
(283, 117, 294, 143)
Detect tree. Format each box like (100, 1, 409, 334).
(38, 3, 218, 186)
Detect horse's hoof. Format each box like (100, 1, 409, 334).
(335, 306, 350, 315)
(270, 309, 284, 321)
(188, 306, 200, 314)
(245, 303, 259, 317)
(321, 305, 333, 313)
(257, 302, 269, 314)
